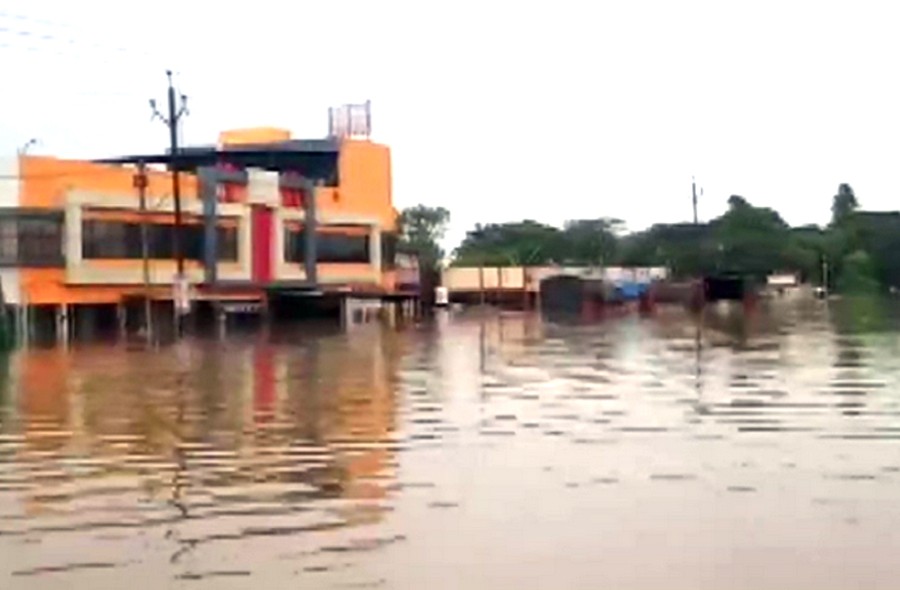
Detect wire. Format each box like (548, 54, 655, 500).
(0, 17, 188, 122)
(0, 11, 155, 59)
(0, 10, 79, 30)
(0, 11, 185, 75)
(0, 16, 164, 74)
(0, 26, 126, 53)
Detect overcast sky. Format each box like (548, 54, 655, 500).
(2, 1, 898, 249)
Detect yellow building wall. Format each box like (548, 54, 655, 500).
(15, 157, 201, 305)
(318, 140, 396, 231)
(219, 128, 291, 146)
(19, 156, 198, 209)
(18, 144, 394, 227)
(20, 269, 178, 305)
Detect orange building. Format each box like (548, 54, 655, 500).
(0, 124, 417, 340)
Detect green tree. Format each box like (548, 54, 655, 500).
(617, 223, 715, 278)
(398, 205, 450, 269)
(453, 220, 562, 266)
(831, 183, 859, 227)
(444, 182, 898, 295)
(851, 212, 900, 290)
(616, 230, 660, 267)
(727, 194, 751, 211)
(715, 196, 790, 280)
(561, 218, 623, 265)
(836, 249, 879, 294)
(787, 225, 828, 284)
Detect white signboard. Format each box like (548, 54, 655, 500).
(603, 266, 668, 285)
(173, 274, 192, 315)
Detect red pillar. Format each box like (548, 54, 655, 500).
(251, 205, 274, 283)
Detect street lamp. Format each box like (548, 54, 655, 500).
(17, 139, 39, 156)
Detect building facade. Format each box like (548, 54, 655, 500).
(0, 127, 416, 338)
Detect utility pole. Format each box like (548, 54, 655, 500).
(692, 176, 699, 224)
(134, 162, 154, 344)
(150, 70, 189, 336)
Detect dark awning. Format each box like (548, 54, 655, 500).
(95, 138, 341, 186)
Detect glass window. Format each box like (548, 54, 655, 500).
(0, 219, 18, 265)
(83, 220, 129, 258)
(18, 217, 63, 266)
(82, 220, 239, 262)
(282, 225, 371, 264)
(216, 227, 238, 261)
(381, 232, 397, 270)
(318, 232, 370, 263)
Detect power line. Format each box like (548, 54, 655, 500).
(0, 26, 155, 62)
(0, 11, 151, 51)
(0, 12, 164, 71)
(0, 10, 80, 30)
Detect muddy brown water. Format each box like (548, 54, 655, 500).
(2, 298, 900, 589)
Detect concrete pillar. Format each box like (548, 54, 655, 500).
(216, 305, 227, 340)
(56, 304, 69, 346)
(339, 296, 349, 330)
(261, 296, 272, 329)
(199, 167, 219, 285)
(16, 306, 26, 347)
(171, 301, 179, 341)
(77, 305, 96, 341)
(302, 179, 318, 286)
(479, 267, 486, 306)
(387, 301, 396, 325)
(259, 308, 271, 340)
(25, 305, 33, 346)
(369, 224, 382, 274)
(198, 165, 248, 285)
(341, 297, 363, 330)
(117, 303, 127, 339)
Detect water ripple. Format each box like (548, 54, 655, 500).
(2, 300, 900, 588)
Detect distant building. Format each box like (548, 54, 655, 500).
(440, 265, 669, 308)
(767, 273, 800, 288)
(395, 252, 421, 292)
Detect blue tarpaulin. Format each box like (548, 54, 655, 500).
(615, 282, 649, 301)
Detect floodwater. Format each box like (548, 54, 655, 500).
(2, 297, 900, 590)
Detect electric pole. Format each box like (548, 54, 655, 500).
(150, 70, 189, 277)
(692, 176, 699, 224)
(151, 71, 189, 337)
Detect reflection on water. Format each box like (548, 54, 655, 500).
(2, 298, 900, 589)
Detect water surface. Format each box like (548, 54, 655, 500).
(2, 298, 900, 589)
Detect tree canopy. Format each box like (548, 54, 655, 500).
(452, 217, 624, 267)
(831, 183, 859, 227)
(400, 182, 896, 293)
(397, 205, 450, 269)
